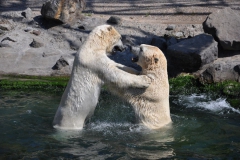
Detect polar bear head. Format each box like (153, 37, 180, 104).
(88, 25, 124, 55)
(131, 44, 167, 71)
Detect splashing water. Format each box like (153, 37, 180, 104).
(172, 94, 240, 114)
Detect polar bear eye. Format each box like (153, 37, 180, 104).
(154, 58, 159, 63)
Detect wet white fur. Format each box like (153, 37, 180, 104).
(110, 44, 172, 129)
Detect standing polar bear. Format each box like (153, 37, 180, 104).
(53, 25, 152, 130)
(109, 44, 172, 129)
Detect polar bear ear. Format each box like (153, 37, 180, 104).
(107, 26, 113, 31)
(154, 57, 159, 63)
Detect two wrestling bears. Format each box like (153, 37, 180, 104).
(53, 25, 171, 130)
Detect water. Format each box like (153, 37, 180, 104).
(0, 90, 240, 159)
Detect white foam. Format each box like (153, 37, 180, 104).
(173, 94, 240, 114)
(198, 98, 240, 114)
(87, 121, 147, 133)
(26, 110, 32, 114)
(89, 122, 131, 130)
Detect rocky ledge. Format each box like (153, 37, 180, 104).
(0, 5, 240, 85)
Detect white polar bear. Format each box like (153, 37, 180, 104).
(109, 44, 172, 129)
(53, 25, 151, 130)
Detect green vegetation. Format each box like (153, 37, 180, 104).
(84, 13, 93, 17)
(170, 75, 240, 96)
(169, 74, 200, 95)
(0, 74, 239, 108)
(0, 74, 238, 96)
(0, 75, 69, 92)
(145, 12, 151, 17)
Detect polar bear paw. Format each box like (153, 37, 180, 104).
(135, 75, 152, 88)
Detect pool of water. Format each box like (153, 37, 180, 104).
(0, 90, 240, 159)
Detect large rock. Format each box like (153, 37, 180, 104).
(166, 37, 177, 47)
(30, 39, 44, 48)
(195, 55, 240, 83)
(52, 56, 69, 70)
(21, 8, 33, 20)
(150, 37, 167, 50)
(41, 0, 86, 23)
(107, 16, 122, 25)
(167, 34, 218, 72)
(203, 7, 240, 50)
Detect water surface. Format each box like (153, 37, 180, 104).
(0, 90, 240, 159)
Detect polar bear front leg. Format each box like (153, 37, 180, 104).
(116, 64, 140, 75)
(97, 57, 152, 88)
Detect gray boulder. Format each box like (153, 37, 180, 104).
(107, 16, 122, 25)
(167, 34, 218, 72)
(165, 24, 176, 31)
(31, 30, 41, 36)
(195, 55, 240, 83)
(21, 8, 33, 20)
(41, 0, 86, 23)
(174, 32, 184, 38)
(150, 37, 167, 50)
(166, 37, 178, 47)
(203, 7, 240, 50)
(52, 56, 69, 70)
(122, 35, 138, 46)
(30, 39, 44, 48)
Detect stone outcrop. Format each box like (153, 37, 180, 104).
(107, 16, 122, 25)
(41, 0, 86, 23)
(195, 55, 240, 84)
(150, 37, 167, 50)
(52, 56, 69, 70)
(166, 37, 178, 47)
(165, 25, 176, 31)
(203, 7, 240, 50)
(30, 39, 44, 48)
(167, 34, 218, 72)
(21, 8, 33, 20)
(164, 24, 204, 39)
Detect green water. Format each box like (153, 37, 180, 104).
(0, 90, 240, 159)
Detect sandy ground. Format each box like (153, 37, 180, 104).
(1, 0, 240, 24)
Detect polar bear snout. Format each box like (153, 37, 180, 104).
(113, 45, 124, 52)
(131, 56, 139, 63)
(112, 39, 125, 53)
(130, 46, 142, 64)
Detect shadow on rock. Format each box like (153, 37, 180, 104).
(33, 16, 63, 29)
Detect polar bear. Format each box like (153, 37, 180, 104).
(109, 44, 172, 129)
(53, 25, 152, 130)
